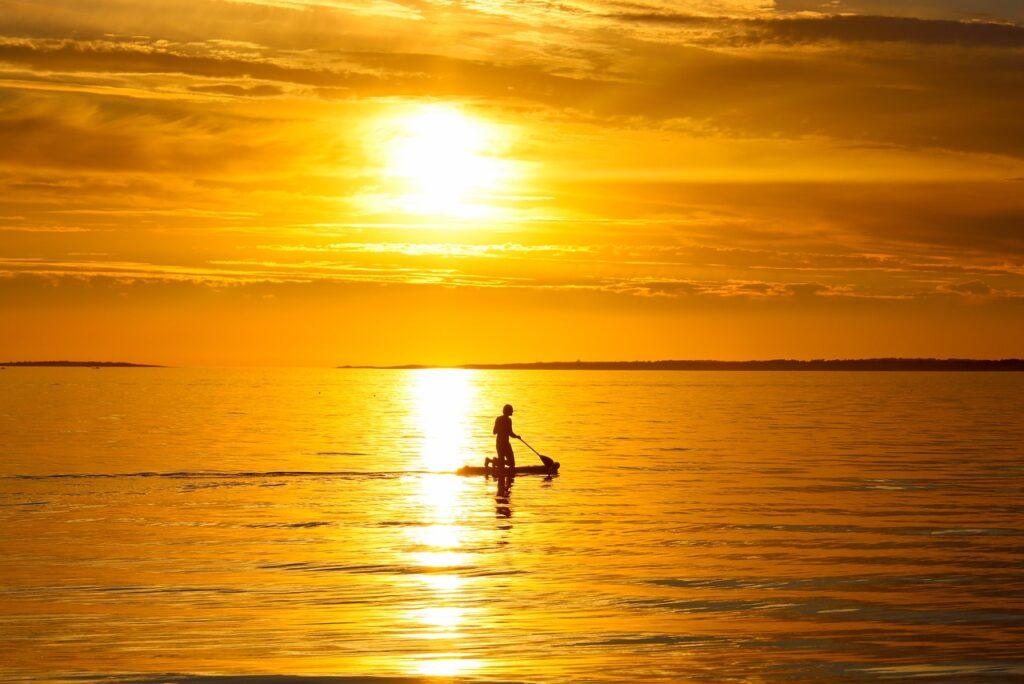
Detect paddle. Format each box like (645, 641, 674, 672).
(517, 437, 555, 469)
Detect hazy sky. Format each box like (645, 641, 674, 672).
(1, 0, 1022, 365)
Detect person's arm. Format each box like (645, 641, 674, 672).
(510, 419, 520, 440)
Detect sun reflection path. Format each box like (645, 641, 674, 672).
(405, 369, 479, 571)
(408, 368, 479, 475)
(402, 369, 488, 676)
(414, 656, 484, 677)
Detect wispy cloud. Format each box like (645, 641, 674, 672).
(255, 242, 594, 257)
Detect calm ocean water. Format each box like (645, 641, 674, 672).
(1, 368, 1022, 682)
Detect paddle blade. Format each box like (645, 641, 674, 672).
(539, 455, 555, 468)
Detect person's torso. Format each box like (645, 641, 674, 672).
(494, 415, 512, 442)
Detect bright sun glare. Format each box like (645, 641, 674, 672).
(382, 104, 509, 219)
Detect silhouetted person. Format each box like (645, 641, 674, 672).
(488, 403, 520, 473)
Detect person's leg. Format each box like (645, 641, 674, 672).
(498, 442, 513, 471)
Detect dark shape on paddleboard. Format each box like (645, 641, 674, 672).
(457, 462, 560, 476)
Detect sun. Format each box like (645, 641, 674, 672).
(380, 104, 510, 219)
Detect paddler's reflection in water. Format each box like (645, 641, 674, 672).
(495, 473, 513, 518)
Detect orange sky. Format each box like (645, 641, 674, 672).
(1, 0, 1023, 365)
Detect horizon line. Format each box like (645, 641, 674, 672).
(3, 357, 1024, 370)
(338, 358, 1024, 371)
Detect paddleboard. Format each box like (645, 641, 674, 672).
(456, 462, 560, 476)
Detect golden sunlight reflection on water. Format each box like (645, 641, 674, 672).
(407, 368, 478, 473)
(403, 369, 486, 675)
(413, 655, 483, 677)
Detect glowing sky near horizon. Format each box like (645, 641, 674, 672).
(0, 0, 1022, 364)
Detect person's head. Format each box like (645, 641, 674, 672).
(502, 404, 514, 416)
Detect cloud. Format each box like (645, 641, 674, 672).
(944, 279, 995, 296)
(255, 242, 594, 258)
(187, 83, 284, 97)
(773, 0, 1024, 23)
(745, 15, 1024, 47)
(0, 39, 377, 89)
(0, 0, 427, 49)
(0, 256, 525, 288)
(0, 37, 608, 112)
(588, 277, 885, 299)
(0, 226, 97, 233)
(786, 280, 835, 296)
(0, 84, 362, 180)
(610, 13, 1024, 48)
(3, 17, 1024, 161)
(2, 245, 1021, 309)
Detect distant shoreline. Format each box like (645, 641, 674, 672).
(3, 359, 1021, 371)
(0, 361, 162, 368)
(339, 359, 1024, 371)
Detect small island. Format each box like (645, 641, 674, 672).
(340, 358, 1024, 371)
(0, 361, 163, 368)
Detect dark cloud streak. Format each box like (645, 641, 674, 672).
(611, 13, 1024, 48)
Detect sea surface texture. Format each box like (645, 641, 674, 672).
(1, 368, 1022, 682)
